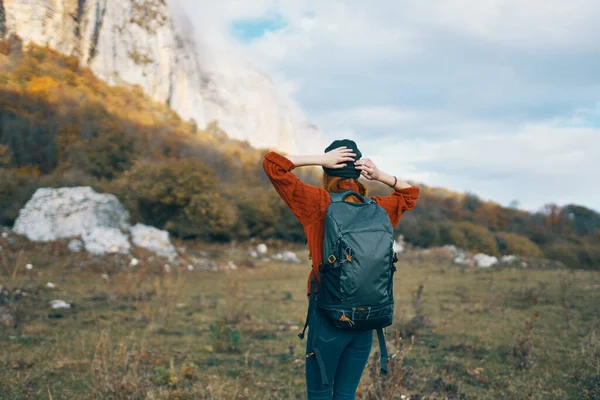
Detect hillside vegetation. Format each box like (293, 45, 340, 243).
(0, 36, 598, 269)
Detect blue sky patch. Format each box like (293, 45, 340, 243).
(230, 14, 287, 43)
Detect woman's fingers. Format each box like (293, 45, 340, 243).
(357, 165, 374, 173)
(355, 157, 371, 166)
(333, 163, 347, 169)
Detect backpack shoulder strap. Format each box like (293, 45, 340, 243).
(329, 190, 373, 204)
(377, 328, 390, 374)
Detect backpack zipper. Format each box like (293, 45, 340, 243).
(339, 310, 355, 327)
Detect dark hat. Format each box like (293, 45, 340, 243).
(322, 139, 362, 179)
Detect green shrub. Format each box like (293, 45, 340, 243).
(543, 243, 579, 268)
(457, 221, 499, 256)
(176, 191, 238, 240)
(66, 129, 134, 179)
(0, 169, 41, 226)
(397, 216, 443, 248)
(440, 223, 469, 249)
(496, 232, 544, 258)
(575, 244, 600, 270)
(124, 159, 241, 239)
(228, 187, 279, 239)
(125, 159, 216, 227)
(209, 320, 242, 353)
(0, 144, 12, 167)
(411, 220, 442, 248)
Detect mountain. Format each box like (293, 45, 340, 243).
(1, 0, 322, 154)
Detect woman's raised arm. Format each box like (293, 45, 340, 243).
(285, 146, 356, 169)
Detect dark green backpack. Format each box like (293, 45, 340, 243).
(299, 190, 398, 386)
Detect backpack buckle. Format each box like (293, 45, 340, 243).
(327, 255, 337, 264)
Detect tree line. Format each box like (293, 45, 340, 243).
(0, 37, 598, 270)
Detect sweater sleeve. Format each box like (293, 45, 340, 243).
(372, 186, 420, 227)
(262, 151, 329, 225)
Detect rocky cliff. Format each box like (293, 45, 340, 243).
(2, 0, 320, 153)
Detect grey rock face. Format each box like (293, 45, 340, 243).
(3, 0, 321, 153)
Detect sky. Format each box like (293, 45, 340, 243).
(174, 0, 600, 212)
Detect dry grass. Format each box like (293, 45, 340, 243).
(1, 233, 599, 399)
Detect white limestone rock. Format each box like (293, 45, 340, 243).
(453, 254, 474, 267)
(473, 253, 498, 268)
(49, 300, 71, 309)
(393, 235, 405, 254)
(83, 227, 131, 255)
(67, 239, 84, 252)
(500, 255, 519, 264)
(129, 223, 177, 261)
(256, 243, 268, 255)
(13, 187, 129, 242)
(273, 251, 301, 263)
(3, 0, 323, 153)
(443, 245, 464, 257)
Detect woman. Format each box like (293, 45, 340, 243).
(263, 139, 419, 399)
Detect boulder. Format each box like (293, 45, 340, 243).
(473, 253, 498, 268)
(443, 245, 464, 256)
(257, 243, 268, 255)
(83, 227, 131, 255)
(393, 235, 405, 254)
(49, 300, 71, 309)
(273, 251, 301, 263)
(13, 187, 129, 242)
(453, 254, 475, 267)
(500, 255, 519, 264)
(129, 223, 177, 261)
(67, 239, 84, 252)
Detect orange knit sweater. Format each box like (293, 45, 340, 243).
(263, 151, 420, 295)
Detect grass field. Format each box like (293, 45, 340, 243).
(1, 235, 599, 399)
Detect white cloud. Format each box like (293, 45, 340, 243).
(174, 0, 600, 211)
(412, 0, 600, 48)
(340, 118, 600, 210)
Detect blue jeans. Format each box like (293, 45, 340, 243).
(305, 305, 373, 400)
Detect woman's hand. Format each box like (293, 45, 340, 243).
(322, 146, 356, 169)
(355, 157, 381, 181)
